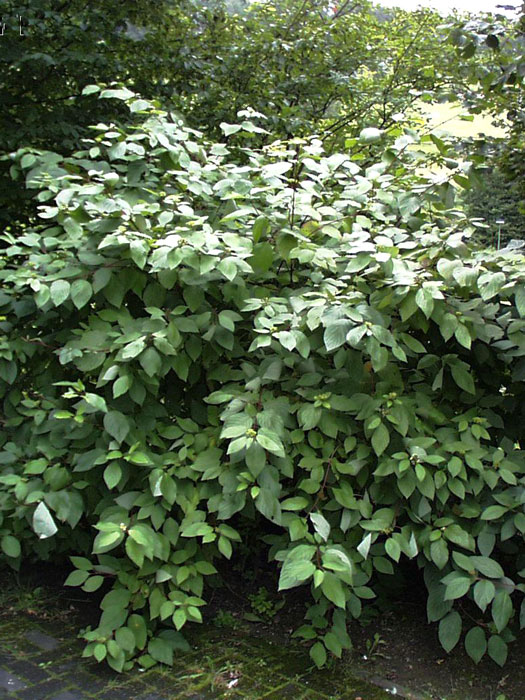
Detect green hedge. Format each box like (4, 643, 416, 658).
(1, 90, 525, 671)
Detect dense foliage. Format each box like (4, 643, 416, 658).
(463, 164, 525, 246)
(1, 0, 467, 226)
(1, 91, 525, 673)
(446, 7, 525, 218)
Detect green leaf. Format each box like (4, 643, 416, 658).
(385, 537, 401, 562)
(439, 611, 462, 653)
(321, 573, 346, 608)
(357, 533, 372, 560)
(71, 280, 93, 309)
(487, 635, 508, 667)
(50, 279, 70, 306)
(84, 393, 108, 412)
(148, 638, 173, 666)
(473, 580, 496, 613)
(113, 376, 132, 398)
(82, 84, 100, 95)
(122, 338, 146, 359)
(93, 529, 123, 553)
(430, 539, 449, 570)
(64, 569, 89, 586)
(1, 534, 21, 558)
(324, 322, 351, 352)
(139, 347, 162, 377)
(282, 497, 309, 512)
(492, 591, 513, 633)
(470, 556, 504, 579)
(128, 614, 147, 650)
(481, 506, 508, 520)
(478, 272, 505, 301)
(250, 242, 274, 273)
(218, 536, 232, 559)
(115, 627, 136, 653)
(310, 512, 330, 542)
(127, 451, 153, 466)
(444, 525, 474, 551)
(309, 641, 327, 668)
(450, 364, 475, 394)
(83, 575, 104, 592)
(253, 215, 270, 243)
(464, 626, 487, 664)
(256, 432, 285, 457)
(371, 422, 390, 456)
(279, 554, 316, 590)
(415, 288, 434, 318)
(103, 411, 130, 444)
(444, 576, 471, 601)
(103, 462, 122, 490)
(218, 259, 237, 281)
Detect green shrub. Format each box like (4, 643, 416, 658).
(1, 89, 525, 672)
(462, 165, 525, 247)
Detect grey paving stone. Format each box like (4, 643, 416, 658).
(16, 678, 66, 700)
(48, 692, 87, 700)
(7, 660, 50, 684)
(0, 668, 27, 692)
(25, 631, 60, 652)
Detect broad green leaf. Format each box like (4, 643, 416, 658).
(148, 638, 173, 666)
(103, 462, 122, 490)
(279, 555, 315, 591)
(50, 279, 70, 306)
(492, 591, 513, 633)
(385, 537, 401, 562)
(481, 506, 508, 521)
(113, 375, 132, 398)
(84, 393, 108, 412)
(464, 626, 487, 664)
(444, 576, 471, 600)
(104, 411, 130, 444)
(371, 422, 390, 456)
(309, 641, 327, 668)
(324, 322, 351, 352)
(64, 569, 89, 586)
(450, 365, 475, 395)
(71, 280, 92, 309)
(470, 556, 504, 579)
(310, 512, 330, 542)
(139, 347, 162, 377)
(321, 573, 346, 608)
(1, 534, 21, 558)
(439, 611, 462, 653)
(256, 432, 285, 457)
(487, 635, 508, 667)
